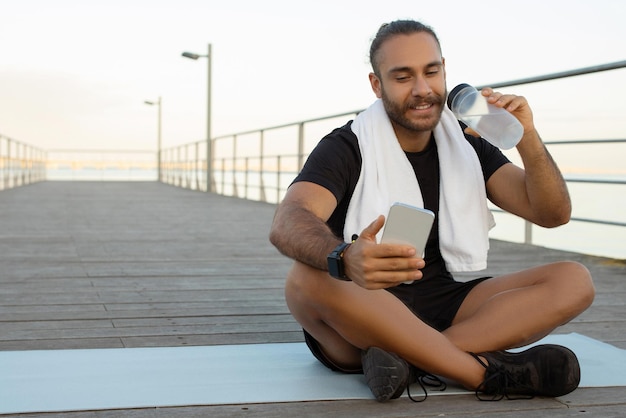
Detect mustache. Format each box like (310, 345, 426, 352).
(406, 95, 444, 109)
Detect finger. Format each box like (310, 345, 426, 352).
(374, 241, 417, 258)
(480, 87, 494, 97)
(489, 92, 525, 110)
(481, 88, 511, 106)
(359, 215, 385, 242)
(363, 268, 424, 289)
(502, 95, 527, 112)
(358, 251, 424, 276)
(373, 254, 425, 271)
(486, 92, 505, 105)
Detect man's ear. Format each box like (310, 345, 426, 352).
(369, 72, 382, 98)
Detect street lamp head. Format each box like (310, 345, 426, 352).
(182, 51, 200, 60)
(144, 100, 155, 105)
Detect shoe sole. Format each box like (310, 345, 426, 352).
(361, 347, 409, 402)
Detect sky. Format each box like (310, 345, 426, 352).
(1, 0, 625, 152)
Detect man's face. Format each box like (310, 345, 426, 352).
(370, 32, 447, 136)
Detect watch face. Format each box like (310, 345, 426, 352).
(328, 261, 340, 278)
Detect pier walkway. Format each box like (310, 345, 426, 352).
(1, 181, 624, 417)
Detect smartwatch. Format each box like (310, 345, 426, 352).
(327, 242, 351, 281)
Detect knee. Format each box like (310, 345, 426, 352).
(284, 262, 328, 312)
(284, 267, 307, 309)
(559, 261, 595, 311)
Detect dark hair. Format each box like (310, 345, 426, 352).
(369, 20, 441, 76)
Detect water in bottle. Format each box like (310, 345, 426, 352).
(447, 83, 523, 149)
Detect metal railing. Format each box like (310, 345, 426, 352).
(490, 138, 626, 246)
(161, 60, 626, 202)
(160, 60, 626, 257)
(1, 61, 624, 257)
(159, 110, 364, 198)
(0, 134, 47, 190)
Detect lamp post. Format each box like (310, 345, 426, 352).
(144, 96, 162, 182)
(182, 43, 213, 192)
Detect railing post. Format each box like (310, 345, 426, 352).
(259, 130, 266, 203)
(207, 138, 214, 192)
(177, 146, 182, 187)
(276, 155, 281, 204)
(185, 144, 190, 188)
(195, 141, 200, 190)
(232, 135, 238, 198)
(19, 143, 24, 185)
(244, 157, 249, 199)
(221, 157, 226, 195)
(16, 142, 21, 186)
(297, 122, 305, 171)
(25, 144, 30, 185)
(0, 136, 4, 190)
(7, 138, 12, 189)
(524, 221, 533, 245)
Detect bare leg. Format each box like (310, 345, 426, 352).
(285, 261, 486, 389)
(445, 261, 595, 353)
(285, 260, 594, 391)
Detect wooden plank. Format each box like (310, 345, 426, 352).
(0, 322, 303, 342)
(1, 306, 292, 322)
(121, 331, 305, 347)
(0, 181, 624, 417)
(110, 314, 296, 328)
(0, 337, 125, 351)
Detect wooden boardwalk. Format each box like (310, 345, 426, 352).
(1, 181, 624, 417)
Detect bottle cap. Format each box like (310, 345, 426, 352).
(447, 83, 473, 110)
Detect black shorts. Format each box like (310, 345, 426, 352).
(303, 274, 490, 373)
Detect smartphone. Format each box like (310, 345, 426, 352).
(381, 202, 435, 257)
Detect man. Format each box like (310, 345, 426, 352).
(269, 19, 594, 402)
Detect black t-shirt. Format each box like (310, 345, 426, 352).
(293, 121, 510, 280)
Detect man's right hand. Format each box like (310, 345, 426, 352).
(344, 215, 425, 290)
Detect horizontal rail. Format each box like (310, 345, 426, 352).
(567, 178, 626, 185)
(478, 60, 626, 89)
(544, 139, 626, 145)
(212, 110, 363, 143)
(2, 60, 625, 258)
(162, 60, 626, 258)
(46, 148, 154, 154)
(490, 208, 626, 228)
(570, 217, 626, 228)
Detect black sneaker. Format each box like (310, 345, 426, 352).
(472, 344, 581, 401)
(361, 347, 446, 403)
(362, 347, 410, 402)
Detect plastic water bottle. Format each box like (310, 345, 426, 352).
(447, 83, 524, 149)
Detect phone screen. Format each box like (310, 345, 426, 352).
(381, 202, 434, 257)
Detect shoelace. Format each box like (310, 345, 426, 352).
(407, 373, 447, 402)
(475, 364, 535, 401)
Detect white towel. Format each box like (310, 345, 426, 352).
(344, 99, 494, 272)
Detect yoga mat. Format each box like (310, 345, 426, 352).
(0, 333, 623, 414)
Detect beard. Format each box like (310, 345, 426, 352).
(381, 89, 446, 133)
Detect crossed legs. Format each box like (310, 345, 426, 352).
(285, 261, 594, 390)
